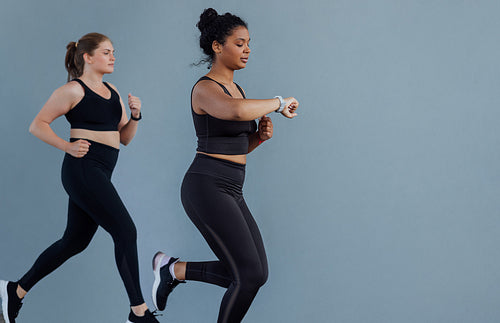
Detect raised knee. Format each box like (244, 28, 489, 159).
(255, 268, 268, 288)
(240, 265, 267, 291)
(259, 266, 268, 287)
(250, 262, 268, 288)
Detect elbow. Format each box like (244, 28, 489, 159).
(232, 111, 244, 121)
(28, 121, 37, 135)
(120, 136, 131, 146)
(232, 102, 246, 121)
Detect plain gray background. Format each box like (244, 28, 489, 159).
(1, 0, 500, 322)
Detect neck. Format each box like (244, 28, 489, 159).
(80, 70, 104, 85)
(207, 63, 235, 85)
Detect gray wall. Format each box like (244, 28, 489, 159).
(1, 0, 500, 322)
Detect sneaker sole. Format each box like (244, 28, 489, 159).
(151, 251, 167, 311)
(0, 280, 10, 323)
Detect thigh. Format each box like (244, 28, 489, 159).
(182, 173, 262, 270)
(66, 159, 135, 236)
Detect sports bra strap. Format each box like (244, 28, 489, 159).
(199, 76, 246, 98)
(234, 82, 246, 99)
(72, 79, 113, 93)
(103, 82, 113, 91)
(72, 78, 86, 88)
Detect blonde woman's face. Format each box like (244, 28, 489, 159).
(87, 40, 115, 74)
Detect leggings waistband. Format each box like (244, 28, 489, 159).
(67, 138, 119, 171)
(70, 138, 119, 152)
(186, 153, 246, 184)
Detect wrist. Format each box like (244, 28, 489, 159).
(62, 141, 70, 153)
(130, 112, 142, 121)
(274, 96, 285, 113)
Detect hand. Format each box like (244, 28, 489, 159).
(65, 139, 90, 158)
(258, 115, 273, 141)
(281, 97, 299, 119)
(128, 93, 141, 119)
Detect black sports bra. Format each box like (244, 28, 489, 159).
(65, 79, 122, 131)
(191, 76, 257, 155)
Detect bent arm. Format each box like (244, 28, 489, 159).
(111, 84, 139, 146)
(119, 118, 139, 146)
(117, 99, 137, 146)
(192, 81, 281, 121)
(29, 83, 81, 152)
(248, 115, 273, 153)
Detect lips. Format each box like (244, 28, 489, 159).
(241, 58, 248, 63)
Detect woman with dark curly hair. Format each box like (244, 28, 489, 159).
(152, 8, 299, 323)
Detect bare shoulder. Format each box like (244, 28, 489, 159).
(53, 81, 85, 101)
(45, 81, 85, 106)
(38, 81, 85, 116)
(192, 79, 225, 98)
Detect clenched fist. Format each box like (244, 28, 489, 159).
(66, 139, 91, 158)
(281, 97, 299, 119)
(258, 115, 273, 141)
(128, 93, 141, 119)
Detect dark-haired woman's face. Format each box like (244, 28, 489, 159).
(218, 26, 251, 70)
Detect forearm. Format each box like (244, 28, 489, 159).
(232, 98, 280, 121)
(119, 120, 139, 145)
(29, 119, 68, 152)
(248, 132, 264, 153)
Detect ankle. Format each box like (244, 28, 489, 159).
(174, 262, 187, 281)
(131, 303, 148, 316)
(16, 284, 27, 299)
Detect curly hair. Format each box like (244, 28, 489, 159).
(196, 8, 247, 67)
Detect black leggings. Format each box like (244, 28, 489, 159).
(181, 154, 268, 323)
(18, 139, 144, 306)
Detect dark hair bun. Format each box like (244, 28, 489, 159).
(195, 8, 247, 67)
(197, 8, 218, 32)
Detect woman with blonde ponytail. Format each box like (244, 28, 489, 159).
(65, 40, 84, 82)
(0, 33, 160, 323)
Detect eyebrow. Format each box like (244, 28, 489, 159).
(235, 38, 250, 41)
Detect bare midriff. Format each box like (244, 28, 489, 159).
(70, 129, 121, 149)
(197, 151, 247, 165)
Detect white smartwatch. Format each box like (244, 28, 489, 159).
(274, 96, 285, 113)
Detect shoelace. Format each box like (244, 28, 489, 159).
(150, 310, 162, 318)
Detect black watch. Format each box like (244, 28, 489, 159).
(130, 112, 142, 121)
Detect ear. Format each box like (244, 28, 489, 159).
(212, 40, 222, 55)
(83, 52, 92, 64)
